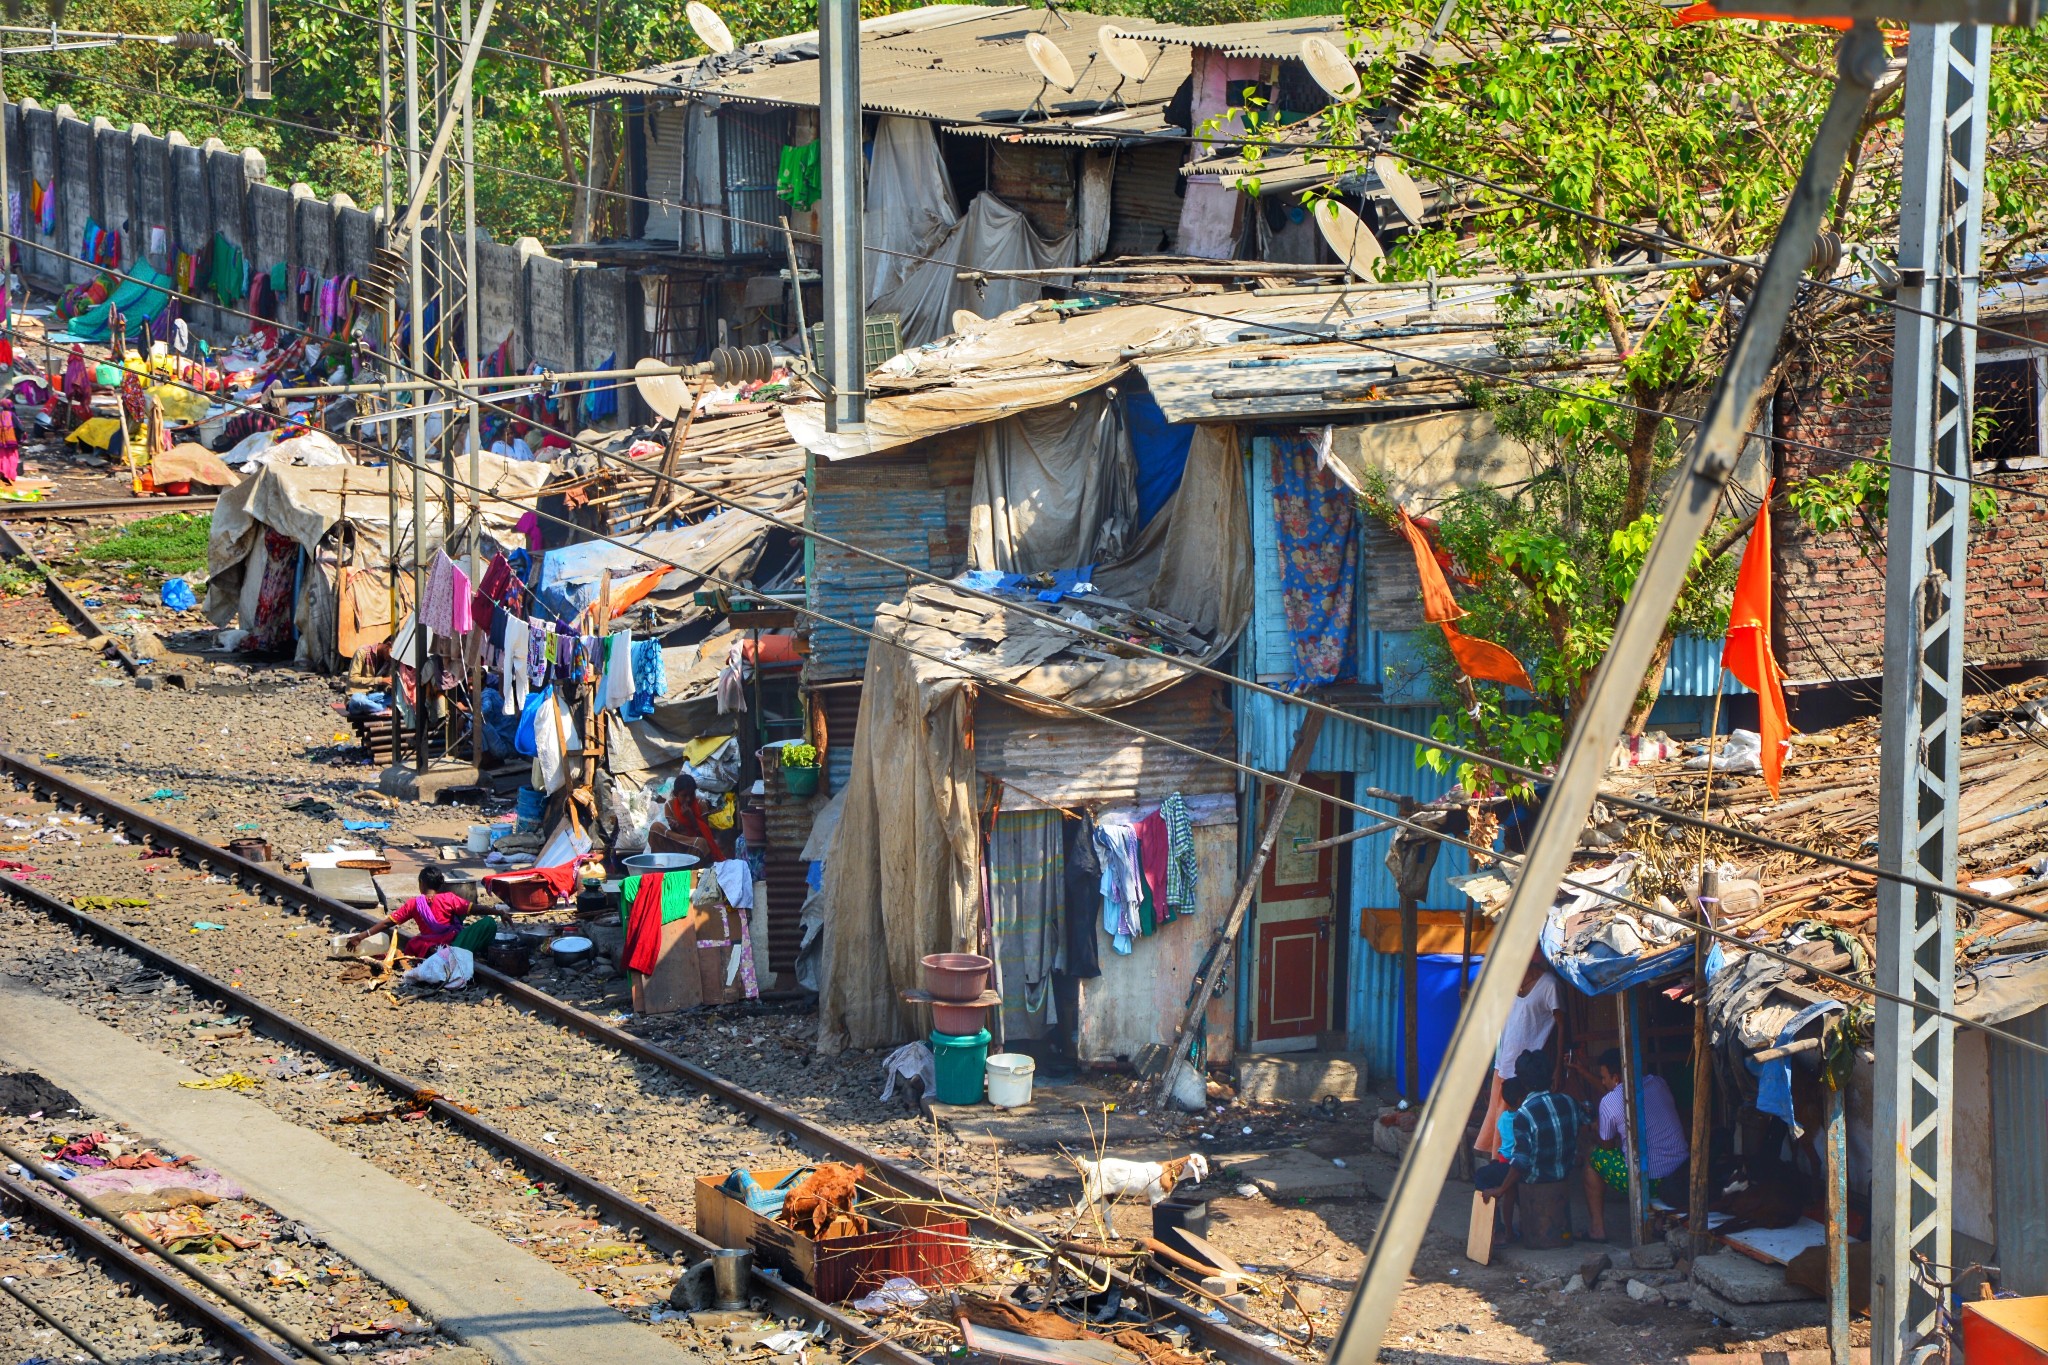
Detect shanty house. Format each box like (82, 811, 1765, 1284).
(545, 4, 1194, 362)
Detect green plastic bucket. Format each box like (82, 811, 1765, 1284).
(930, 1029, 992, 1105)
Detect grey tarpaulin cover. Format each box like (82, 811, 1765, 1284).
(817, 424, 1248, 1053)
(869, 192, 1077, 349)
(969, 387, 1137, 573)
(864, 116, 959, 303)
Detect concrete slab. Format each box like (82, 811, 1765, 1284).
(1692, 1284, 1827, 1332)
(1234, 1051, 1369, 1104)
(0, 977, 704, 1365)
(1692, 1252, 1821, 1305)
(1209, 1146, 1369, 1201)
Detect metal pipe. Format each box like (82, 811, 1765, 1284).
(1619, 988, 1648, 1248)
(1250, 255, 1767, 298)
(405, 0, 429, 777)
(461, 0, 483, 779)
(818, 0, 863, 432)
(1827, 1072, 1851, 1365)
(1320, 25, 1887, 1363)
(0, 1139, 348, 1365)
(1689, 864, 1716, 1260)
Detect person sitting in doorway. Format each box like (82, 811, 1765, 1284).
(648, 773, 724, 862)
(1476, 954, 1564, 1162)
(1479, 1049, 1580, 1215)
(1473, 1074, 1529, 1238)
(344, 866, 475, 960)
(1574, 1047, 1691, 1242)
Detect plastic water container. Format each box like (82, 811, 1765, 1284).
(466, 824, 494, 854)
(929, 1029, 991, 1105)
(985, 1053, 1035, 1108)
(514, 784, 546, 834)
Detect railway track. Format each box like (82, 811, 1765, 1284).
(0, 494, 220, 519)
(0, 519, 142, 672)
(0, 748, 1302, 1365)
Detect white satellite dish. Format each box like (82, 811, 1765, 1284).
(951, 308, 983, 336)
(1026, 31, 1078, 91)
(687, 1, 735, 55)
(1373, 154, 1426, 227)
(1315, 199, 1385, 279)
(1301, 35, 1361, 103)
(1100, 28, 1158, 82)
(633, 356, 690, 422)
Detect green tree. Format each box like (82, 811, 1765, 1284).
(1233, 0, 2048, 784)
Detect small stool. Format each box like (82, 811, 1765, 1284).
(1519, 1180, 1572, 1248)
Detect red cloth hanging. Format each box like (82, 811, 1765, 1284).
(1721, 484, 1791, 797)
(623, 871, 668, 976)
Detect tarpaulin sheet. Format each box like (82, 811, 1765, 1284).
(533, 494, 798, 622)
(967, 387, 1137, 573)
(869, 191, 1077, 350)
(1126, 387, 1192, 529)
(784, 368, 1122, 461)
(65, 262, 173, 343)
(864, 116, 959, 304)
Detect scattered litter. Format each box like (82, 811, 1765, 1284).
(853, 1277, 930, 1313)
(143, 789, 184, 802)
(190, 921, 227, 931)
(72, 896, 149, 912)
(178, 1072, 262, 1092)
(341, 819, 389, 832)
(1235, 1184, 1259, 1198)
(158, 578, 198, 612)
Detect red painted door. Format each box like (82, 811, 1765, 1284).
(1256, 916, 1329, 1040)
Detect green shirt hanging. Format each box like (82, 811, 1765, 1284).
(777, 143, 822, 211)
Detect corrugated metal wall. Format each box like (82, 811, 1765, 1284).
(1992, 1004, 2048, 1294)
(806, 439, 975, 681)
(642, 102, 684, 244)
(1108, 143, 1185, 257)
(721, 106, 788, 257)
(978, 676, 1235, 809)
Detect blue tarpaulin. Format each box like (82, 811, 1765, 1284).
(1125, 388, 1192, 530)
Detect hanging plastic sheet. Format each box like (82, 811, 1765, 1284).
(863, 116, 959, 302)
(967, 388, 1137, 573)
(868, 192, 1077, 350)
(1124, 387, 1193, 530)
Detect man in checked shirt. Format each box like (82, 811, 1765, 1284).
(1479, 1049, 1583, 1214)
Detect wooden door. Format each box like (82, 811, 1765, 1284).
(1256, 916, 1330, 1041)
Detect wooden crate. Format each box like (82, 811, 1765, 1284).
(695, 1166, 974, 1303)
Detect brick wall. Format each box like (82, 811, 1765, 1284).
(1772, 324, 2048, 685)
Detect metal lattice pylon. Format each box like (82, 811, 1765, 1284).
(1873, 22, 1989, 1363)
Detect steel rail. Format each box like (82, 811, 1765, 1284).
(0, 521, 141, 673)
(0, 749, 1298, 1365)
(0, 494, 220, 518)
(0, 866, 933, 1365)
(0, 1166, 310, 1365)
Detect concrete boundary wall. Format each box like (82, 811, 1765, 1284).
(1, 99, 645, 434)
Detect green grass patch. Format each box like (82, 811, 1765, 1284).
(0, 557, 38, 596)
(73, 513, 211, 577)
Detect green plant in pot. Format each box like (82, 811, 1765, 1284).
(780, 742, 820, 797)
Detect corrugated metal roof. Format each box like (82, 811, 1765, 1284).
(976, 675, 1236, 809)
(549, 4, 1192, 146)
(1139, 14, 1352, 57)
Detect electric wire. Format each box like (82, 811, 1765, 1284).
(8, 52, 2036, 508)
(7, 223, 2039, 925)
(18, 308, 2048, 1061)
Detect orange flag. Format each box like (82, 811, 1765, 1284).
(1395, 512, 1535, 691)
(1721, 487, 1791, 797)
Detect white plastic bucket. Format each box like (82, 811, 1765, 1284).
(985, 1053, 1036, 1108)
(466, 824, 494, 854)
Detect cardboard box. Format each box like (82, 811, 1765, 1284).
(1361, 908, 1495, 956)
(695, 1166, 975, 1303)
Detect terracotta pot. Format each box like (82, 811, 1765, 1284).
(492, 878, 556, 913)
(921, 952, 992, 1002)
(929, 998, 992, 1034)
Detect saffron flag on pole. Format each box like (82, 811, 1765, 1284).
(1394, 511, 1535, 692)
(1721, 488, 1792, 797)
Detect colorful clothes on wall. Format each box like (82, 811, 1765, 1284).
(1270, 434, 1358, 688)
(989, 807, 1063, 1042)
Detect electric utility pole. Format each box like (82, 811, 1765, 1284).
(1872, 22, 1989, 1364)
(818, 0, 863, 433)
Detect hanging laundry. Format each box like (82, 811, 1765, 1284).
(0, 409, 19, 484)
(1094, 820, 1144, 955)
(1271, 433, 1359, 689)
(1161, 792, 1198, 916)
(1062, 814, 1103, 980)
(777, 143, 822, 210)
(209, 232, 247, 308)
(583, 354, 619, 424)
(598, 630, 636, 713)
(622, 638, 668, 722)
(39, 181, 57, 235)
(421, 549, 474, 637)
(527, 617, 551, 689)
(501, 616, 530, 716)
(989, 808, 1063, 1042)
(472, 552, 513, 635)
(1134, 808, 1170, 933)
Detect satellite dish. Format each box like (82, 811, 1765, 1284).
(633, 357, 690, 422)
(1315, 199, 1385, 279)
(952, 309, 983, 335)
(1026, 32, 1079, 91)
(1301, 36, 1361, 103)
(1100, 28, 1158, 82)
(687, 1, 736, 55)
(1373, 154, 1427, 227)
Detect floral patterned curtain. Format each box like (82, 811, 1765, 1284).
(1271, 434, 1358, 688)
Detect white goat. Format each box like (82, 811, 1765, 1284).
(1069, 1152, 1209, 1237)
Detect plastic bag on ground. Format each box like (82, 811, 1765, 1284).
(853, 1277, 930, 1313)
(403, 944, 474, 989)
(159, 578, 198, 612)
(1685, 728, 1762, 774)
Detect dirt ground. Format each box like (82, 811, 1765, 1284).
(0, 521, 1855, 1365)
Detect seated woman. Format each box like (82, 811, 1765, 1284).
(344, 866, 473, 959)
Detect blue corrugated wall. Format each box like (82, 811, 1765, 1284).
(1238, 435, 1744, 1080)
